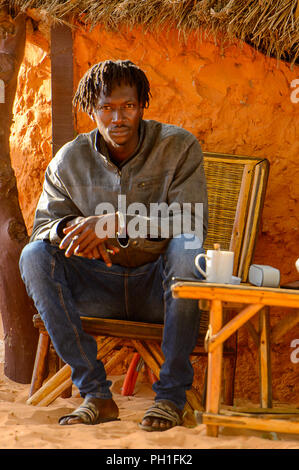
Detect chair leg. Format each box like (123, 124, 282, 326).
(29, 331, 50, 397)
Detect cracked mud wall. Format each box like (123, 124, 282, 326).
(9, 21, 299, 403)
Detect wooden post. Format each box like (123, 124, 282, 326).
(206, 299, 223, 437)
(0, 9, 38, 383)
(259, 307, 272, 408)
(51, 23, 74, 157)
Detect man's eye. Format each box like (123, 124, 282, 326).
(100, 106, 112, 111)
(125, 103, 135, 109)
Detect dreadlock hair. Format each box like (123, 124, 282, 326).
(73, 60, 151, 114)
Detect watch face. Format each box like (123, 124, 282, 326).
(116, 234, 130, 248)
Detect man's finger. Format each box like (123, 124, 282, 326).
(92, 246, 101, 259)
(74, 232, 98, 254)
(76, 235, 108, 255)
(98, 244, 112, 267)
(63, 230, 93, 257)
(60, 225, 91, 253)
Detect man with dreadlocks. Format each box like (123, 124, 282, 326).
(20, 60, 208, 431)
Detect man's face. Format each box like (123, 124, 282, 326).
(92, 83, 144, 159)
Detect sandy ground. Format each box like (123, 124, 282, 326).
(0, 326, 299, 451)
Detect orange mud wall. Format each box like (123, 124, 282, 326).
(10, 21, 299, 404)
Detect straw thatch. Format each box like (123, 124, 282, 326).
(1, 0, 299, 64)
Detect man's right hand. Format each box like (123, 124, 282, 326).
(59, 214, 120, 266)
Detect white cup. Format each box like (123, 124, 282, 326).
(195, 249, 234, 284)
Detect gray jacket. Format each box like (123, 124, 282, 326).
(30, 119, 208, 267)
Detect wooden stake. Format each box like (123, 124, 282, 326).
(259, 307, 272, 408)
(206, 299, 223, 437)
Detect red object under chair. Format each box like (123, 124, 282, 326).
(121, 353, 158, 396)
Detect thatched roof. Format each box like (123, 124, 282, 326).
(1, 0, 299, 64)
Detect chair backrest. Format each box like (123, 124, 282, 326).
(203, 153, 269, 281)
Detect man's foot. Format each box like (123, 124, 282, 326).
(59, 396, 119, 425)
(139, 400, 183, 432)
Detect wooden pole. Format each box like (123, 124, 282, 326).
(259, 307, 272, 408)
(0, 9, 38, 383)
(206, 299, 223, 437)
(51, 23, 74, 157)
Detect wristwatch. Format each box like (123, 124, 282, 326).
(116, 211, 129, 248)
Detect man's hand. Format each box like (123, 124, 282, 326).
(59, 214, 119, 266)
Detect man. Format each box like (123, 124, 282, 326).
(19, 60, 208, 431)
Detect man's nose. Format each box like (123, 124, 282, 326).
(112, 108, 125, 123)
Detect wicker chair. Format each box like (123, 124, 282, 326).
(26, 152, 269, 415)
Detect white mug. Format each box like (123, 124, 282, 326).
(195, 249, 234, 284)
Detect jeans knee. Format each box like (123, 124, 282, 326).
(19, 240, 53, 281)
(164, 234, 204, 279)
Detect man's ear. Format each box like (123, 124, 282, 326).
(139, 106, 144, 119)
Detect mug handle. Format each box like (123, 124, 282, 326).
(195, 253, 207, 278)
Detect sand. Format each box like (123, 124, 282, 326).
(0, 328, 299, 451)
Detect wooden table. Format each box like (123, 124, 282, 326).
(171, 281, 299, 437)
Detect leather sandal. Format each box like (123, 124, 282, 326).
(59, 396, 119, 425)
(139, 399, 183, 432)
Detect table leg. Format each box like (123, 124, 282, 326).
(206, 299, 223, 437)
(259, 306, 272, 408)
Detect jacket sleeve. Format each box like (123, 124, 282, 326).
(30, 163, 83, 244)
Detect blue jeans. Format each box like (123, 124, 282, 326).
(19, 235, 204, 410)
